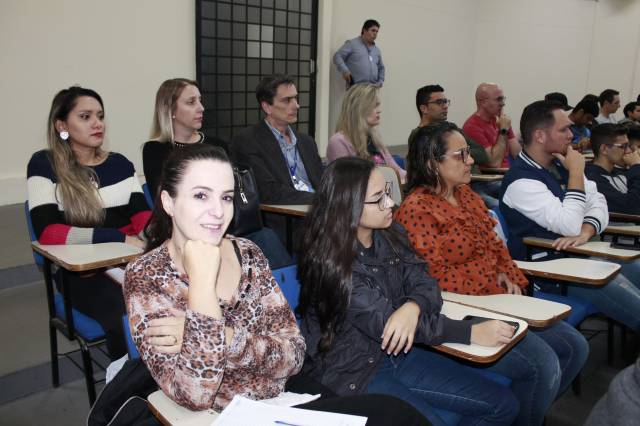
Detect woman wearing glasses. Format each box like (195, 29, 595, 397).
(395, 122, 589, 426)
(298, 156, 524, 425)
(326, 84, 406, 182)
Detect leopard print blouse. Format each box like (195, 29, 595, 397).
(123, 237, 305, 411)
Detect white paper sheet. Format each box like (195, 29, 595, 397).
(212, 395, 367, 426)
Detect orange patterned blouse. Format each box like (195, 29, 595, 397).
(395, 184, 527, 295)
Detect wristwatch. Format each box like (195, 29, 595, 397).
(499, 128, 509, 136)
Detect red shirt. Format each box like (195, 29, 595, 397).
(395, 185, 527, 295)
(462, 114, 515, 168)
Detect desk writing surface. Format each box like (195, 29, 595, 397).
(522, 237, 640, 261)
(604, 225, 640, 237)
(609, 212, 640, 223)
(148, 390, 218, 426)
(514, 258, 621, 285)
(31, 242, 142, 272)
(480, 167, 508, 174)
(441, 292, 570, 327)
(435, 301, 527, 363)
(471, 174, 503, 182)
(259, 204, 310, 217)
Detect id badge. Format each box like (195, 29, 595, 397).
(292, 175, 311, 192)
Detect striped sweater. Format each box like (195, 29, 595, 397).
(27, 150, 151, 245)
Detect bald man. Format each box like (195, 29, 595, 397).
(463, 83, 521, 168)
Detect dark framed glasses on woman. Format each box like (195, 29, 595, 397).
(364, 181, 392, 211)
(441, 146, 471, 163)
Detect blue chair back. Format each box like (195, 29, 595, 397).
(272, 264, 300, 315)
(24, 201, 105, 339)
(24, 201, 45, 266)
(122, 315, 140, 359)
(142, 183, 154, 209)
(392, 154, 406, 170)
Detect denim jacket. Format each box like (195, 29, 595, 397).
(300, 223, 471, 395)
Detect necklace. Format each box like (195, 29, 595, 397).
(172, 132, 204, 148)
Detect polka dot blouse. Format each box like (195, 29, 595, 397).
(395, 184, 528, 295)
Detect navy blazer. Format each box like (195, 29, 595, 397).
(231, 121, 323, 205)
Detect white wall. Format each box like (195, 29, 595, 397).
(0, 0, 195, 205)
(3, 0, 640, 205)
(318, 0, 640, 156)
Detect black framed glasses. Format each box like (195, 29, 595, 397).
(494, 96, 507, 103)
(364, 182, 392, 211)
(427, 98, 451, 107)
(440, 146, 471, 163)
(610, 142, 631, 151)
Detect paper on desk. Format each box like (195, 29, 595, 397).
(259, 392, 321, 406)
(211, 395, 367, 426)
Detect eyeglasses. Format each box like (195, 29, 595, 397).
(494, 96, 506, 103)
(364, 182, 393, 211)
(440, 146, 471, 163)
(426, 98, 451, 107)
(610, 143, 631, 151)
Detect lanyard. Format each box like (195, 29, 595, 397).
(285, 147, 298, 178)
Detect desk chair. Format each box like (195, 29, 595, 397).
(491, 206, 613, 383)
(392, 154, 406, 170)
(377, 166, 403, 205)
(122, 315, 140, 360)
(142, 183, 154, 209)
(271, 265, 511, 426)
(25, 202, 107, 405)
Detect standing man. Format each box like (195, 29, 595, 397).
(333, 19, 385, 88)
(595, 89, 621, 124)
(463, 83, 521, 168)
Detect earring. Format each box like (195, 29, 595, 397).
(172, 115, 176, 119)
(59, 131, 69, 141)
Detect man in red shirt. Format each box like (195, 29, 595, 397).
(463, 83, 521, 168)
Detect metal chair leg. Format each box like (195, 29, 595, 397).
(571, 372, 582, 395)
(49, 323, 59, 387)
(607, 319, 615, 366)
(80, 342, 97, 405)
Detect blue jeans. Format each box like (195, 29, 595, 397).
(565, 265, 640, 333)
(531, 321, 589, 395)
(484, 332, 561, 426)
(366, 347, 519, 426)
(243, 227, 293, 269)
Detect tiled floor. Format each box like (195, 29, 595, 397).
(0, 201, 638, 425)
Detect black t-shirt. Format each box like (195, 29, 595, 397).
(142, 132, 229, 198)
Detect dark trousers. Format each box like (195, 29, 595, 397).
(286, 374, 431, 426)
(56, 269, 127, 360)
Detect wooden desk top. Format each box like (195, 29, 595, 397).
(442, 292, 570, 327)
(522, 237, 640, 261)
(604, 225, 640, 237)
(480, 167, 508, 174)
(259, 204, 310, 217)
(471, 174, 503, 182)
(148, 390, 218, 426)
(514, 258, 621, 285)
(31, 242, 142, 272)
(433, 301, 528, 363)
(609, 212, 640, 223)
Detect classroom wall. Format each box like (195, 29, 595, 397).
(2, 0, 640, 205)
(319, 0, 640, 157)
(0, 0, 195, 205)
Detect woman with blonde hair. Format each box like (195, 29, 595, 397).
(27, 86, 151, 359)
(142, 78, 292, 269)
(327, 83, 406, 182)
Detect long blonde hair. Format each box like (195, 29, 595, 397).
(47, 87, 106, 226)
(335, 84, 384, 159)
(150, 78, 199, 142)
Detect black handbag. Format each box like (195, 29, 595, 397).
(228, 164, 263, 236)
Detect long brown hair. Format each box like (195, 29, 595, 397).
(47, 86, 106, 226)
